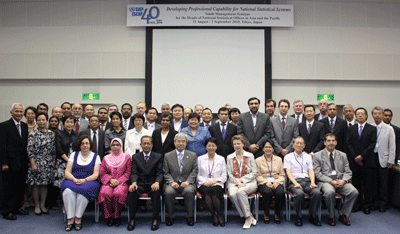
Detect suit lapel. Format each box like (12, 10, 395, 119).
(275, 117, 284, 132)
(138, 152, 147, 169)
(322, 150, 332, 170)
(10, 119, 22, 139)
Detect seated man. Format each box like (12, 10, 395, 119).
(313, 133, 359, 226)
(128, 136, 163, 231)
(163, 133, 198, 226)
(284, 136, 321, 226)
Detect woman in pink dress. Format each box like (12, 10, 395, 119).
(97, 138, 131, 227)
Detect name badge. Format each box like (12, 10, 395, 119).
(268, 177, 275, 183)
(298, 174, 306, 179)
(331, 170, 337, 176)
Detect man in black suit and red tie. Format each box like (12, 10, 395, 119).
(346, 107, 377, 214)
(128, 136, 163, 231)
(208, 107, 237, 158)
(0, 103, 30, 220)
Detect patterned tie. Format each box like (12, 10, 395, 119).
(307, 123, 311, 134)
(92, 131, 97, 153)
(281, 117, 285, 128)
(330, 119, 334, 132)
(178, 153, 184, 173)
(206, 123, 209, 129)
(17, 123, 21, 136)
(75, 120, 80, 132)
(330, 152, 337, 180)
(124, 119, 128, 130)
(359, 125, 363, 137)
(221, 123, 226, 140)
(348, 123, 352, 127)
(145, 154, 149, 162)
(296, 115, 300, 124)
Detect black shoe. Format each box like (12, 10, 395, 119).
(212, 215, 218, 227)
(363, 208, 371, 215)
(352, 206, 360, 213)
(187, 217, 195, 226)
(14, 208, 29, 215)
(295, 218, 303, 226)
(218, 215, 225, 227)
(127, 220, 136, 231)
(166, 217, 174, 226)
(379, 207, 386, 213)
(151, 219, 159, 230)
(107, 218, 114, 227)
(309, 217, 321, 226)
(114, 218, 121, 227)
(3, 213, 17, 220)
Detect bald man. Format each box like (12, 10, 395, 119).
(314, 99, 328, 121)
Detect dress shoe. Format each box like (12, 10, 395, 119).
(252, 216, 257, 226)
(187, 217, 195, 226)
(127, 220, 136, 231)
(328, 217, 336, 226)
(363, 208, 371, 215)
(295, 218, 303, 226)
(351, 206, 360, 213)
(274, 214, 281, 224)
(379, 207, 386, 213)
(3, 213, 17, 220)
(212, 215, 218, 226)
(114, 218, 121, 227)
(107, 218, 114, 227)
(339, 214, 351, 226)
(14, 208, 29, 215)
(243, 217, 252, 229)
(166, 217, 174, 226)
(151, 219, 159, 230)
(218, 215, 225, 227)
(309, 217, 321, 226)
(263, 214, 270, 224)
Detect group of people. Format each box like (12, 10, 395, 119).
(0, 97, 398, 230)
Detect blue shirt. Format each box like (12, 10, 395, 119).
(180, 126, 211, 156)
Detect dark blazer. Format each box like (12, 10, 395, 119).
(0, 119, 28, 171)
(144, 122, 162, 131)
(237, 112, 271, 157)
(55, 129, 79, 159)
(298, 121, 326, 154)
(208, 122, 237, 158)
(290, 114, 307, 124)
(79, 128, 105, 159)
(320, 117, 348, 152)
(390, 124, 400, 162)
(170, 119, 188, 132)
(131, 151, 164, 186)
(152, 128, 178, 156)
(314, 113, 327, 121)
(200, 120, 215, 129)
(346, 123, 377, 168)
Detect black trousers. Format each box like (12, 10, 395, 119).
(351, 163, 376, 209)
(258, 184, 285, 216)
(1, 170, 26, 214)
(128, 184, 161, 220)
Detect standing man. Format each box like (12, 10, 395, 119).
(265, 99, 276, 118)
(128, 136, 163, 231)
(313, 133, 358, 226)
(183, 107, 193, 120)
(284, 137, 321, 226)
(298, 105, 325, 155)
(170, 104, 188, 132)
(314, 99, 328, 121)
(200, 108, 215, 129)
(237, 97, 271, 158)
(36, 103, 49, 115)
(136, 102, 147, 123)
(61, 102, 72, 116)
(0, 103, 30, 220)
(194, 104, 204, 123)
(346, 107, 376, 214)
(163, 133, 198, 226)
(121, 103, 134, 131)
(320, 103, 348, 152)
(98, 107, 112, 131)
(83, 105, 95, 121)
(270, 99, 299, 157)
(107, 104, 118, 122)
(144, 107, 161, 134)
(343, 104, 356, 127)
(383, 109, 400, 163)
(157, 102, 171, 124)
(72, 103, 89, 133)
(79, 115, 105, 159)
(290, 100, 306, 124)
(52, 107, 64, 130)
(208, 107, 237, 158)
(372, 107, 395, 212)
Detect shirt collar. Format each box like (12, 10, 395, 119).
(176, 149, 185, 156)
(173, 118, 182, 124)
(358, 122, 367, 128)
(328, 116, 337, 122)
(279, 114, 287, 121)
(325, 149, 336, 158)
(12, 118, 20, 125)
(306, 119, 314, 125)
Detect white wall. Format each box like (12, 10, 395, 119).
(1, 0, 400, 125)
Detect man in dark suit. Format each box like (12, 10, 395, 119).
(79, 115, 105, 159)
(299, 105, 325, 155)
(163, 133, 198, 226)
(199, 108, 215, 129)
(290, 100, 306, 124)
(314, 99, 328, 121)
(208, 107, 237, 158)
(144, 107, 162, 134)
(237, 97, 271, 158)
(128, 136, 163, 231)
(383, 109, 400, 163)
(270, 99, 299, 157)
(170, 104, 188, 132)
(320, 103, 347, 152)
(121, 103, 134, 131)
(346, 107, 377, 214)
(152, 113, 177, 156)
(0, 103, 30, 220)
(265, 99, 277, 118)
(98, 107, 112, 131)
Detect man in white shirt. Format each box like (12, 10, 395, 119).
(343, 104, 356, 127)
(144, 107, 161, 134)
(284, 136, 321, 226)
(121, 103, 133, 130)
(79, 115, 105, 159)
(265, 99, 276, 118)
(170, 104, 188, 132)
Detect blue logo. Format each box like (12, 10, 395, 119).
(130, 6, 160, 23)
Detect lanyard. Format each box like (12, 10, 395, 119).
(208, 159, 215, 178)
(265, 156, 273, 177)
(294, 154, 304, 173)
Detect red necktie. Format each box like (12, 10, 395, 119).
(75, 121, 80, 132)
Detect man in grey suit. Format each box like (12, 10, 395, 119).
(72, 103, 89, 133)
(78, 115, 105, 159)
(313, 133, 358, 226)
(270, 99, 299, 157)
(163, 133, 198, 226)
(372, 107, 395, 212)
(238, 97, 271, 158)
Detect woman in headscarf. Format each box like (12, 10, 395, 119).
(97, 138, 132, 227)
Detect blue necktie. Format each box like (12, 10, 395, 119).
(221, 123, 226, 140)
(307, 123, 311, 134)
(359, 125, 363, 137)
(330, 119, 334, 132)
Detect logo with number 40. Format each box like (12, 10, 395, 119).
(141, 6, 160, 23)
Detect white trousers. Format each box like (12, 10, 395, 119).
(63, 188, 89, 219)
